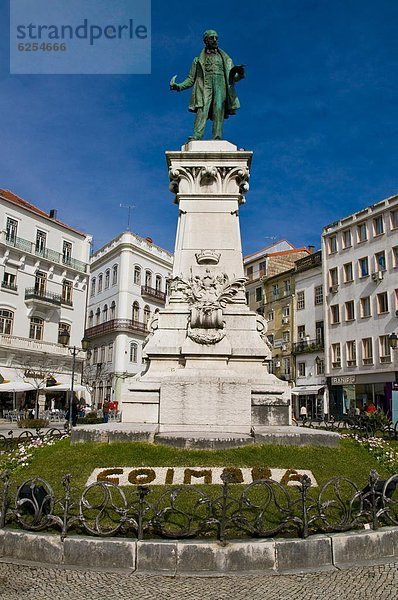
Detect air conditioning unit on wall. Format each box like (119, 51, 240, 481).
(329, 285, 338, 294)
(371, 271, 384, 282)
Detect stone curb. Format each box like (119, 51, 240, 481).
(0, 527, 397, 574)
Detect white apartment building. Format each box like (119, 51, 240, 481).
(322, 194, 398, 419)
(85, 232, 173, 410)
(0, 189, 92, 414)
(291, 251, 327, 420)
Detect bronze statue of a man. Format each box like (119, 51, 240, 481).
(170, 30, 245, 141)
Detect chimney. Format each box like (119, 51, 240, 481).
(49, 209, 58, 219)
(307, 245, 315, 254)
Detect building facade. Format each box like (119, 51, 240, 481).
(0, 189, 91, 414)
(84, 232, 173, 410)
(322, 195, 398, 418)
(291, 251, 327, 420)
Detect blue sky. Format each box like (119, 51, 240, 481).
(1, 0, 398, 255)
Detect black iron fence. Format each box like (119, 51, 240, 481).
(1, 468, 397, 542)
(299, 417, 398, 440)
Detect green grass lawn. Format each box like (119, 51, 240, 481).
(10, 437, 389, 493)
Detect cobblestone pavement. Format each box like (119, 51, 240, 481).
(0, 561, 397, 599)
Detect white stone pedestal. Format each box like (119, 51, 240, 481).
(122, 140, 290, 433)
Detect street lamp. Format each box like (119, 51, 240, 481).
(59, 329, 90, 430)
(389, 332, 398, 351)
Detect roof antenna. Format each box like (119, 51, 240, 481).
(120, 203, 135, 231)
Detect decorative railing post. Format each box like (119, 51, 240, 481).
(299, 475, 312, 538)
(0, 470, 10, 528)
(137, 486, 150, 540)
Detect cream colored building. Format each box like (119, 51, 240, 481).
(0, 189, 92, 414)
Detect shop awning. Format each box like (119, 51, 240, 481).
(0, 381, 36, 393)
(45, 384, 87, 392)
(291, 385, 325, 396)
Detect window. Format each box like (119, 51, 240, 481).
(130, 342, 138, 363)
(343, 263, 353, 282)
(155, 275, 162, 292)
(93, 347, 98, 364)
(105, 269, 110, 289)
(95, 308, 100, 324)
(134, 266, 141, 285)
(97, 274, 103, 293)
(375, 251, 386, 272)
(88, 311, 93, 327)
(393, 246, 398, 268)
(6, 217, 18, 242)
(246, 265, 253, 278)
(342, 229, 352, 248)
(2, 271, 17, 291)
(328, 235, 337, 254)
(58, 322, 70, 344)
(359, 257, 369, 277)
(90, 278, 96, 297)
(315, 358, 325, 375)
(331, 343, 341, 368)
(284, 279, 291, 294)
(61, 280, 73, 305)
(282, 305, 290, 317)
(391, 210, 398, 230)
(245, 291, 249, 304)
(330, 304, 340, 324)
(143, 305, 151, 327)
(357, 223, 367, 242)
(112, 264, 118, 285)
(132, 301, 140, 322)
(107, 342, 113, 362)
(267, 334, 274, 346)
(298, 325, 306, 340)
(315, 321, 324, 345)
(110, 301, 116, 319)
(346, 340, 356, 366)
(362, 338, 373, 365)
(35, 230, 47, 254)
(29, 316, 44, 340)
(145, 270, 152, 288)
(35, 271, 46, 295)
(314, 285, 323, 305)
(283, 331, 290, 342)
(345, 300, 355, 321)
(377, 292, 388, 314)
(255, 287, 262, 302)
(267, 311, 274, 322)
(0, 309, 13, 334)
(297, 291, 305, 310)
(329, 268, 338, 286)
(283, 357, 290, 375)
(373, 216, 384, 236)
(360, 296, 371, 318)
(100, 345, 106, 363)
(298, 362, 306, 377)
(103, 304, 108, 322)
(272, 284, 279, 298)
(259, 261, 266, 276)
(62, 241, 72, 264)
(379, 335, 391, 363)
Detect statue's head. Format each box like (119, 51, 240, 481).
(203, 30, 218, 50)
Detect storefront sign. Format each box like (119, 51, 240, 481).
(331, 376, 356, 385)
(24, 369, 47, 379)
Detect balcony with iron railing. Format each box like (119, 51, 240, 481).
(141, 285, 167, 303)
(1, 232, 88, 273)
(85, 319, 149, 339)
(0, 333, 72, 356)
(292, 338, 325, 354)
(25, 287, 62, 306)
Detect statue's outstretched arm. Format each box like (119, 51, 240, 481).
(170, 58, 198, 92)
